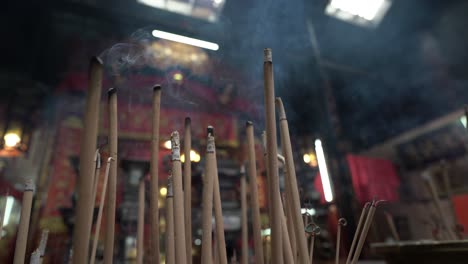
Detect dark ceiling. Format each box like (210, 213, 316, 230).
(2, 0, 468, 150)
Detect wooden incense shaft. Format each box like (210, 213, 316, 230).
(91, 150, 101, 211)
(0, 191, 8, 241)
(72, 57, 102, 264)
(201, 131, 216, 263)
(240, 167, 249, 264)
(210, 127, 228, 264)
(90, 157, 113, 264)
(309, 234, 315, 264)
(246, 122, 265, 264)
(261, 132, 283, 262)
(276, 97, 311, 264)
(183, 117, 192, 264)
(335, 218, 347, 264)
(166, 177, 175, 264)
(384, 212, 399, 242)
(422, 172, 457, 240)
(263, 48, 283, 264)
(150, 85, 162, 263)
(137, 179, 145, 264)
(346, 202, 370, 264)
(351, 203, 378, 264)
(13, 179, 35, 264)
(281, 140, 297, 263)
(171, 131, 188, 264)
(278, 193, 294, 263)
(103, 88, 118, 264)
(38, 229, 49, 263)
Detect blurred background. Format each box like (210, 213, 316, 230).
(1, 0, 468, 263)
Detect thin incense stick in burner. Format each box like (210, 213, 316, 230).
(137, 177, 145, 264)
(346, 202, 370, 264)
(104, 87, 118, 264)
(276, 97, 311, 264)
(90, 157, 114, 264)
(165, 176, 175, 264)
(91, 149, 101, 211)
(335, 218, 347, 264)
(263, 48, 282, 264)
(72, 57, 102, 264)
(351, 200, 384, 264)
(422, 172, 457, 240)
(38, 229, 49, 263)
(240, 165, 249, 264)
(13, 179, 35, 264)
(305, 223, 320, 264)
(246, 121, 265, 264)
(171, 131, 188, 264)
(183, 117, 192, 264)
(384, 212, 400, 242)
(150, 85, 162, 263)
(210, 127, 228, 264)
(201, 130, 216, 264)
(0, 190, 8, 241)
(279, 195, 294, 263)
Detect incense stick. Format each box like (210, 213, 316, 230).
(150, 85, 162, 263)
(90, 158, 113, 264)
(91, 149, 101, 211)
(263, 48, 282, 264)
(183, 117, 192, 264)
(13, 179, 35, 264)
(345, 202, 370, 264)
(137, 178, 145, 264)
(284, 173, 297, 263)
(335, 218, 347, 264)
(261, 132, 273, 235)
(171, 131, 188, 264)
(276, 97, 310, 264)
(384, 212, 399, 242)
(210, 127, 228, 264)
(103, 88, 118, 264)
(351, 200, 383, 264)
(72, 57, 102, 264)
(38, 229, 49, 263)
(240, 166, 248, 264)
(422, 172, 457, 240)
(246, 122, 265, 264)
(0, 190, 8, 241)
(306, 223, 320, 264)
(165, 176, 175, 264)
(279, 195, 294, 263)
(201, 130, 216, 264)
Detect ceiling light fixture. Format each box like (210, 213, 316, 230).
(315, 139, 334, 202)
(325, 0, 391, 27)
(152, 30, 219, 51)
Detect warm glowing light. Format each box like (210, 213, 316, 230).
(2, 196, 14, 227)
(315, 139, 334, 202)
(152, 30, 219, 51)
(301, 208, 316, 216)
(160, 187, 168, 197)
(303, 152, 318, 167)
(163, 140, 172, 150)
(325, 0, 391, 27)
(4, 133, 20, 148)
(181, 150, 201, 163)
(460, 116, 467, 128)
(173, 72, 184, 81)
(303, 154, 311, 163)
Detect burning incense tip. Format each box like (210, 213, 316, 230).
(153, 84, 162, 91)
(24, 178, 35, 192)
(264, 48, 272, 62)
(185, 117, 191, 125)
(108, 87, 116, 96)
(171, 132, 181, 161)
(246, 121, 253, 126)
(91, 56, 103, 65)
(207, 126, 214, 136)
